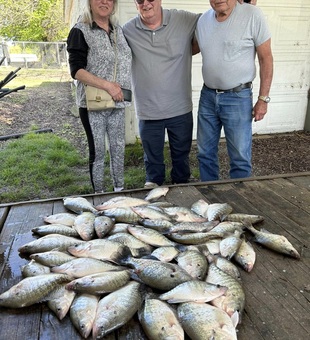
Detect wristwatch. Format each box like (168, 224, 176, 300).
(258, 96, 271, 103)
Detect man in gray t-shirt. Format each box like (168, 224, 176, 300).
(123, 0, 199, 187)
(196, 0, 273, 181)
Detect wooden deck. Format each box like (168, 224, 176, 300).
(0, 172, 310, 340)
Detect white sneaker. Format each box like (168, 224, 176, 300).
(114, 187, 124, 192)
(144, 182, 159, 188)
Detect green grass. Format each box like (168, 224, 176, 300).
(0, 133, 200, 204)
(0, 133, 92, 203)
(0, 67, 71, 88)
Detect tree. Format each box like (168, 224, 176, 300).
(0, 0, 69, 41)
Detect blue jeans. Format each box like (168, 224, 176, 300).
(139, 112, 193, 185)
(197, 85, 253, 181)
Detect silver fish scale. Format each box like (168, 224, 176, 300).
(63, 197, 98, 214)
(206, 264, 245, 316)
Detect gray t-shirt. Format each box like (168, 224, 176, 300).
(196, 2, 271, 90)
(122, 8, 200, 120)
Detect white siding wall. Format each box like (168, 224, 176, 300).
(66, 0, 310, 143)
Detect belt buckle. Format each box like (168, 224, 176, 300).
(216, 89, 224, 94)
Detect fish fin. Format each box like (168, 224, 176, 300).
(260, 228, 272, 234)
(112, 246, 132, 265)
(132, 247, 153, 258)
(230, 311, 239, 328)
(176, 229, 197, 234)
(141, 255, 160, 261)
(174, 244, 187, 252)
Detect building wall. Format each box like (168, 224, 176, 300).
(64, 0, 310, 143)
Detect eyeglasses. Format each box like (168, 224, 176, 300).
(135, 0, 155, 4)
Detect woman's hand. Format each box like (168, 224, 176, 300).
(107, 82, 124, 102)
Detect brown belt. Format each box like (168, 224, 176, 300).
(204, 82, 252, 93)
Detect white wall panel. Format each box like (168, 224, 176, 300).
(66, 0, 310, 142)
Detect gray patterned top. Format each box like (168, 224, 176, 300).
(72, 22, 132, 109)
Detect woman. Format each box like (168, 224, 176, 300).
(67, 0, 132, 193)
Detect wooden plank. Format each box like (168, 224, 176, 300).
(288, 175, 310, 191)
(264, 178, 310, 214)
(237, 180, 310, 244)
(0, 207, 9, 234)
(165, 185, 207, 208)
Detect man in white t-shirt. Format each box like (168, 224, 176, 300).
(196, 0, 273, 181)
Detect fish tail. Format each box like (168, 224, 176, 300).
(117, 247, 133, 265)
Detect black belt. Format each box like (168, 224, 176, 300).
(204, 82, 252, 93)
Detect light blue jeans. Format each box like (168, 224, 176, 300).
(197, 85, 253, 181)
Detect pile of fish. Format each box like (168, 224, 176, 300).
(0, 188, 301, 340)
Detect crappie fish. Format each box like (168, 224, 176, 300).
(31, 224, 79, 237)
(103, 207, 141, 223)
(159, 280, 228, 304)
(108, 223, 132, 235)
(206, 203, 233, 221)
(132, 206, 172, 221)
(163, 207, 208, 222)
(191, 199, 209, 217)
(128, 225, 177, 247)
(96, 196, 147, 210)
(67, 239, 131, 264)
(21, 259, 51, 277)
(92, 281, 141, 339)
(63, 196, 98, 214)
(145, 187, 169, 201)
(178, 302, 237, 340)
(168, 221, 219, 234)
(168, 231, 225, 245)
(226, 213, 264, 224)
(70, 293, 99, 338)
(73, 211, 96, 241)
(207, 254, 242, 283)
(108, 232, 153, 257)
(234, 238, 256, 272)
(139, 296, 184, 340)
(139, 218, 175, 232)
(211, 221, 244, 234)
(246, 224, 300, 259)
(94, 216, 115, 238)
(151, 246, 180, 262)
(176, 249, 208, 280)
(65, 270, 132, 294)
(47, 283, 76, 320)
(51, 257, 120, 278)
(43, 212, 77, 226)
(206, 263, 245, 323)
(219, 230, 243, 260)
(122, 257, 192, 291)
(204, 239, 222, 255)
(18, 234, 85, 254)
(30, 250, 76, 267)
(0, 273, 70, 308)
(146, 201, 175, 208)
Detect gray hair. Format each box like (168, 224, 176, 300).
(78, 0, 118, 25)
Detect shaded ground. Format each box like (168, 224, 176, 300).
(0, 78, 309, 189)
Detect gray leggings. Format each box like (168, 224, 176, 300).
(79, 107, 125, 192)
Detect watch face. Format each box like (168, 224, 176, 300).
(259, 96, 270, 103)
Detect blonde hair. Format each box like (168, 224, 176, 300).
(78, 0, 118, 25)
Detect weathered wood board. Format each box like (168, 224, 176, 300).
(0, 173, 309, 340)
